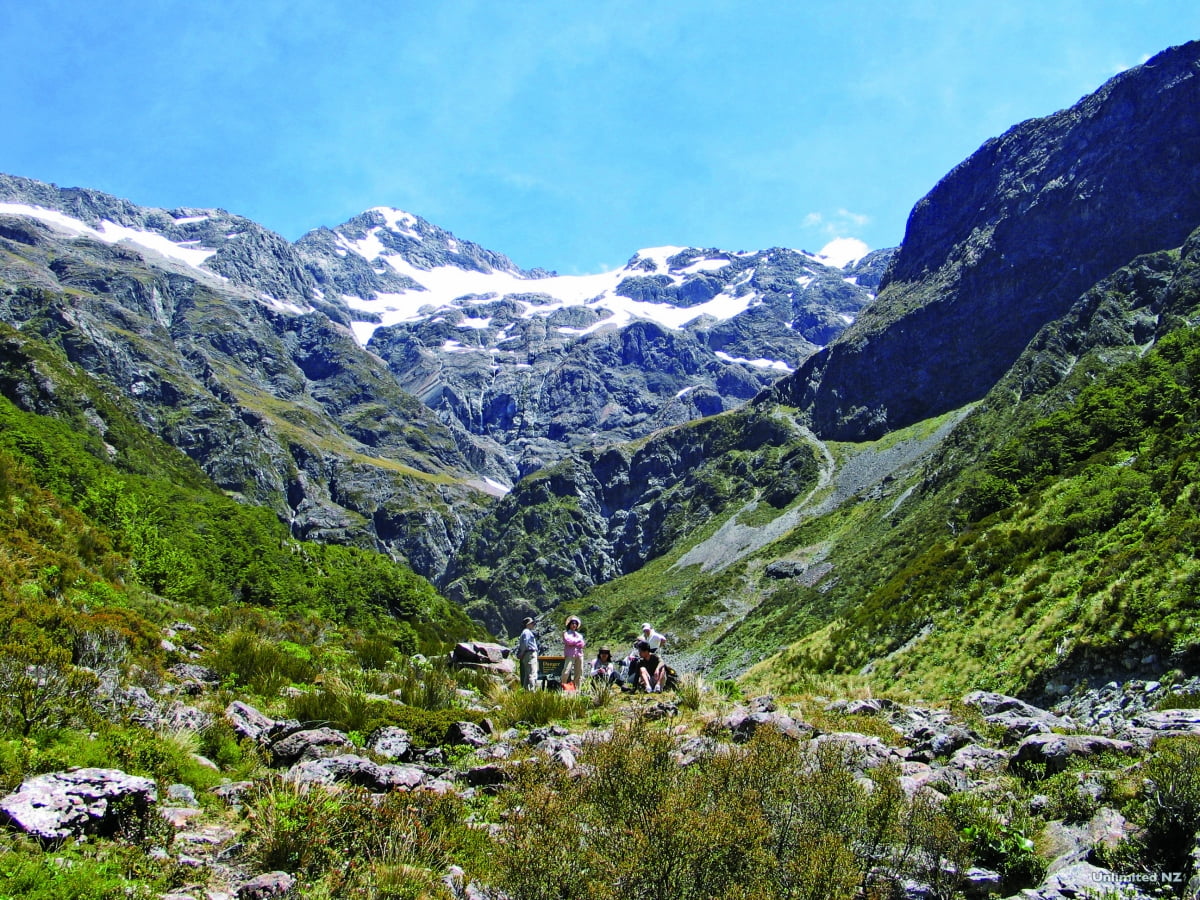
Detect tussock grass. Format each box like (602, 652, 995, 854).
(497, 687, 593, 727)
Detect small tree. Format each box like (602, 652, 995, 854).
(0, 640, 97, 737)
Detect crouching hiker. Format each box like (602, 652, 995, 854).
(590, 647, 622, 686)
(515, 617, 539, 690)
(627, 640, 666, 693)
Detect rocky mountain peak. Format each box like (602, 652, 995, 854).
(0, 173, 331, 319)
(775, 39, 1200, 441)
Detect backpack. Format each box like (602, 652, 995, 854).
(663, 666, 679, 691)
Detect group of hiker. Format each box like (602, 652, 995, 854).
(514, 616, 670, 692)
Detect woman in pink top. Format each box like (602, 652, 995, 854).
(562, 616, 585, 688)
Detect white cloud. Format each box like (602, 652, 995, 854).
(817, 237, 869, 268)
(803, 208, 872, 239)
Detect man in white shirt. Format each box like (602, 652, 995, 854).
(641, 622, 667, 652)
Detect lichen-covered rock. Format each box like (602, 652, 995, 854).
(235, 871, 296, 899)
(0, 768, 157, 841)
(270, 726, 353, 765)
(445, 721, 490, 748)
(367, 726, 413, 761)
(283, 754, 427, 791)
(226, 701, 293, 745)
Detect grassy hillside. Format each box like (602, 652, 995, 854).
(0, 326, 481, 664)
(556, 238, 1200, 702)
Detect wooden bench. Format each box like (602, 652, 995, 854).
(536, 655, 566, 690)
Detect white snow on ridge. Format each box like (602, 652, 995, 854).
(629, 246, 688, 273)
(370, 207, 421, 240)
(715, 351, 794, 373)
(0, 202, 218, 271)
(337, 225, 871, 348)
(680, 257, 731, 275)
(344, 251, 763, 343)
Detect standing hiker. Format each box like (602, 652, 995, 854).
(516, 617, 539, 690)
(562, 616, 585, 688)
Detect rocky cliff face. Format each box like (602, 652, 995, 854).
(772, 40, 1200, 441)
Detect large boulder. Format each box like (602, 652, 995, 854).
(226, 701, 297, 745)
(367, 726, 413, 761)
(0, 768, 157, 841)
(270, 726, 353, 766)
(1011, 734, 1135, 774)
(450, 641, 513, 675)
(445, 721, 490, 748)
(707, 708, 814, 743)
(235, 871, 296, 899)
(284, 754, 427, 791)
(962, 691, 1073, 744)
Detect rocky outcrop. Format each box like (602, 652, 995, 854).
(1011, 733, 1136, 774)
(0, 768, 157, 841)
(773, 40, 1200, 441)
(283, 754, 428, 791)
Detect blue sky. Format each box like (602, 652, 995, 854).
(2, 1, 1197, 273)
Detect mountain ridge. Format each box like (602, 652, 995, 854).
(772, 39, 1200, 442)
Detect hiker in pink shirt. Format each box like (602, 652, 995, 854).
(562, 616, 586, 688)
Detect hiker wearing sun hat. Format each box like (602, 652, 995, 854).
(516, 617, 539, 690)
(562, 615, 586, 688)
(641, 622, 667, 652)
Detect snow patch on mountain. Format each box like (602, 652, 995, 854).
(333, 216, 858, 349)
(0, 202, 219, 271)
(715, 351, 795, 373)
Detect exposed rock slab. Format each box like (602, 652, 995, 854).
(0, 768, 157, 841)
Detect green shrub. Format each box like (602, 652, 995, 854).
(351, 635, 396, 671)
(1117, 736, 1200, 890)
(286, 676, 379, 735)
(101, 725, 197, 785)
(198, 719, 250, 771)
(945, 791, 1045, 890)
(676, 672, 703, 710)
(488, 722, 967, 900)
(0, 640, 98, 737)
(1155, 691, 1200, 711)
(376, 657, 461, 711)
(244, 778, 483, 893)
(1041, 771, 1103, 823)
(245, 778, 354, 877)
(204, 628, 319, 696)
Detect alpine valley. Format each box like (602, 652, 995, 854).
(5, 41, 1200, 707)
(7, 33, 1200, 900)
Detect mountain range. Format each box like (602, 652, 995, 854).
(3, 39, 1200, 696)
